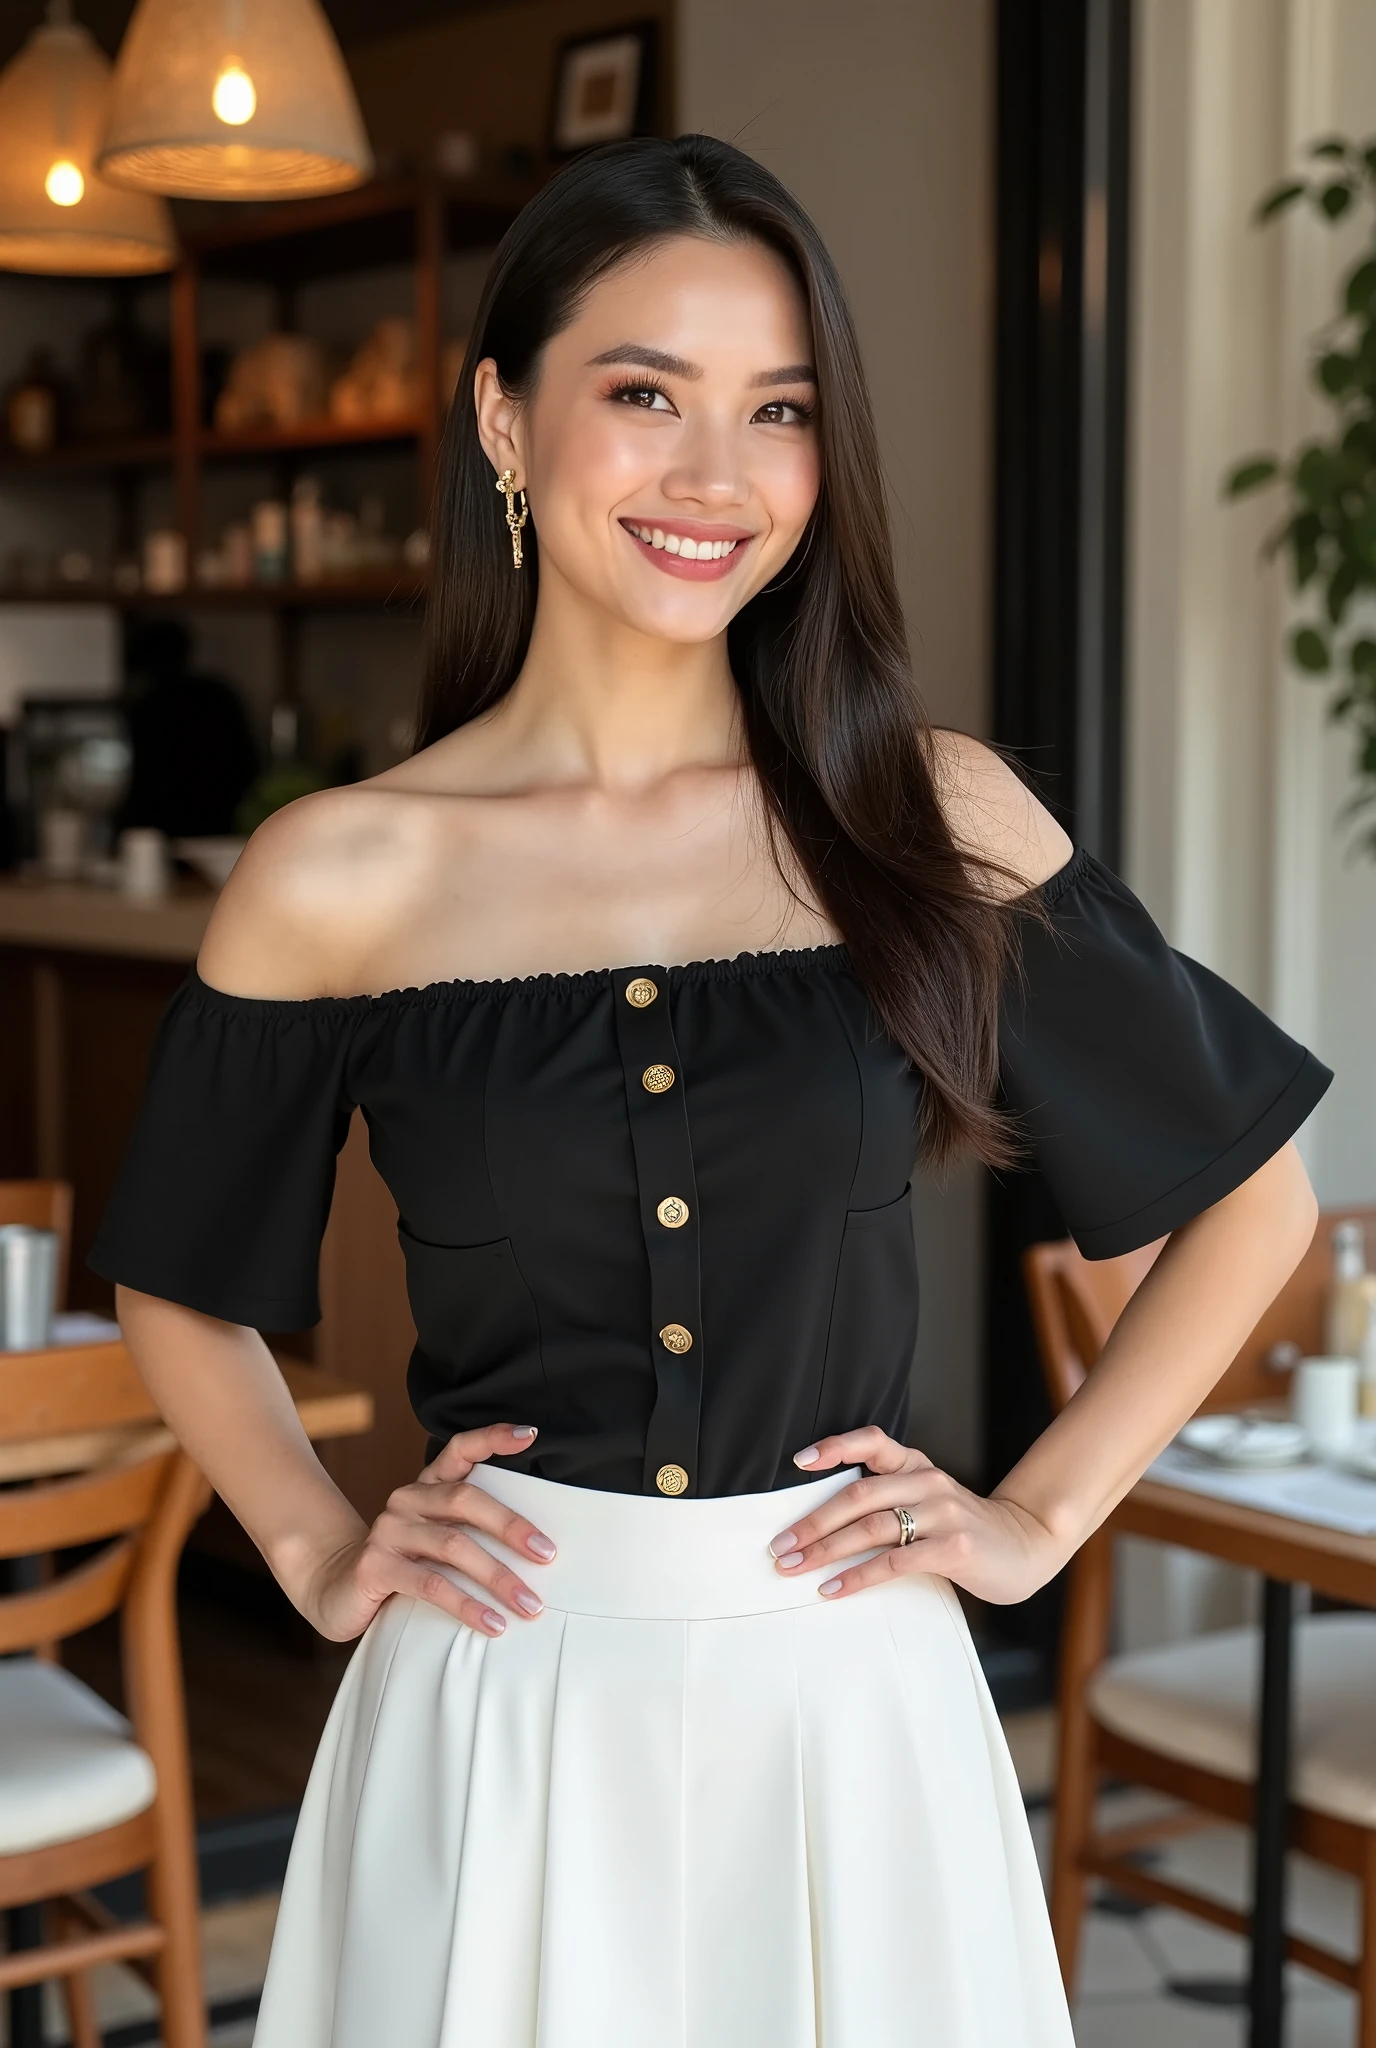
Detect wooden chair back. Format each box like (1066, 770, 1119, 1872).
(1023, 1237, 1165, 1414)
(0, 1341, 192, 1660)
(1024, 1203, 1376, 1418)
(0, 1178, 74, 1309)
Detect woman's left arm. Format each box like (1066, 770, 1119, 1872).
(770, 1121, 1318, 1605)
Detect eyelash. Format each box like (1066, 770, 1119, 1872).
(605, 375, 816, 425)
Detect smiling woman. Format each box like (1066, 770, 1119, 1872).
(89, 134, 1330, 2048)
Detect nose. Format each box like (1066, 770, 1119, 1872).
(658, 412, 750, 511)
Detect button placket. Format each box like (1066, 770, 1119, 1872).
(613, 967, 704, 1496)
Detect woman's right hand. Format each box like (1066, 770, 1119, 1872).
(299, 1423, 556, 1641)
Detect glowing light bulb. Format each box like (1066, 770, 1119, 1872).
(44, 159, 85, 206)
(212, 61, 256, 126)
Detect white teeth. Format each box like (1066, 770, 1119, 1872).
(629, 523, 742, 558)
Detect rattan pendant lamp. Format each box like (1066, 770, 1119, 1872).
(97, 0, 373, 201)
(0, 1, 176, 275)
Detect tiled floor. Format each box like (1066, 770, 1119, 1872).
(7, 1707, 1362, 2045)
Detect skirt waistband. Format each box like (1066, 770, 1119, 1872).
(463, 1465, 877, 1620)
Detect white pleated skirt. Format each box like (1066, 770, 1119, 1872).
(254, 1465, 1074, 2048)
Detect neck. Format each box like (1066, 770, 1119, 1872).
(491, 561, 743, 792)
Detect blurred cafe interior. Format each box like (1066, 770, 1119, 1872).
(0, 1, 1375, 2043)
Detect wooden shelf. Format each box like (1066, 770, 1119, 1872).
(198, 416, 424, 460)
(0, 436, 174, 479)
(0, 573, 427, 611)
(185, 175, 539, 283)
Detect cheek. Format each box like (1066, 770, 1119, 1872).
(532, 408, 655, 533)
(759, 441, 821, 549)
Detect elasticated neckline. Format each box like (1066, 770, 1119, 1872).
(184, 845, 1090, 1016)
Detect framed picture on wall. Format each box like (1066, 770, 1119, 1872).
(549, 21, 659, 156)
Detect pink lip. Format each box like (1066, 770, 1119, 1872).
(619, 518, 754, 582)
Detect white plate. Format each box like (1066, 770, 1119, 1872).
(1176, 1415, 1310, 1469)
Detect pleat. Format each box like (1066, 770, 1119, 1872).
(534, 1613, 687, 2046)
(683, 1610, 817, 2047)
(436, 1602, 569, 2045)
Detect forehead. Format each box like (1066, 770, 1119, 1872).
(560, 234, 812, 366)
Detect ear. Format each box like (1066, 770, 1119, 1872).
(473, 358, 525, 486)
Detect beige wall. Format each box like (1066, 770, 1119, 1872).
(679, 0, 995, 1476)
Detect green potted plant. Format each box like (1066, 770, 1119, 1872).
(1227, 134, 1376, 850)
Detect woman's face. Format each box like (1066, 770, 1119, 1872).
(475, 234, 822, 644)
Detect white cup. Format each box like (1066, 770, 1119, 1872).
(1290, 1355, 1360, 1456)
(118, 827, 171, 898)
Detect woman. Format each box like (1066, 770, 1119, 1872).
(92, 135, 1328, 2047)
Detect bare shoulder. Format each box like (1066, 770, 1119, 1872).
(927, 729, 1073, 898)
(196, 779, 435, 999)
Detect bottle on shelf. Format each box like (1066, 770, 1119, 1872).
(1361, 1295, 1376, 1421)
(1324, 1219, 1376, 1360)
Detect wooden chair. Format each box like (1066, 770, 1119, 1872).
(0, 1178, 74, 1309)
(0, 1340, 211, 2047)
(1025, 1213, 1376, 2044)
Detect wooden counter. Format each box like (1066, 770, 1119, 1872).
(0, 876, 216, 961)
(0, 878, 424, 1527)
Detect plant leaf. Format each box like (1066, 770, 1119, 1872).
(1319, 181, 1355, 219)
(1319, 351, 1354, 393)
(1224, 455, 1280, 495)
(1256, 180, 1307, 222)
(1309, 137, 1351, 161)
(1292, 625, 1331, 671)
(1351, 637, 1376, 677)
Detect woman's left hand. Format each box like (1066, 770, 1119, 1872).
(768, 1426, 1071, 1607)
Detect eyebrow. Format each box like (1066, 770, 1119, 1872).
(586, 343, 818, 388)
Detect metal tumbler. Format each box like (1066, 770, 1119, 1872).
(0, 1224, 59, 1349)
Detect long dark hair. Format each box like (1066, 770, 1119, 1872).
(419, 133, 1018, 1167)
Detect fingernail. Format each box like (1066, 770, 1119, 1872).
(794, 1445, 820, 1466)
(818, 1577, 843, 1596)
(482, 1608, 506, 1632)
(512, 1425, 537, 1439)
(775, 1551, 804, 1571)
(527, 1533, 556, 1559)
(769, 1531, 797, 1557)
(514, 1591, 543, 1615)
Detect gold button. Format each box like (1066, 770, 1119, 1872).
(625, 977, 658, 1008)
(656, 1463, 689, 1495)
(659, 1322, 693, 1354)
(642, 1063, 675, 1093)
(656, 1195, 690, 1229)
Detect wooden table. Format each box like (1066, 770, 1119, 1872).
(1114, 1474, 1376, 2048)
(0, 1353, 373, 1483)
(0, 1346, 373, 2048)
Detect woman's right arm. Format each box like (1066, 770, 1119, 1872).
(110, 793, 555, 1643)
(117, 1286, 555, 1640)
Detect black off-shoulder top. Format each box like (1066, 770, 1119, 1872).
(89, 850, 1332, 1498)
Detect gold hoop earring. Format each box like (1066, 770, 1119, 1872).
(496, 468, 528, 570)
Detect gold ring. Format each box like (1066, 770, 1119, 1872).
(893, 1506, 917, 1547)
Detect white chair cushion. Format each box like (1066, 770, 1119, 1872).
(0, 1658, 157, 1855)
(1088, 1612, 1376, 1827)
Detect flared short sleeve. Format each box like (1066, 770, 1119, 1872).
(1000, 849, 1332, 1259)
(88, 972, 359, 1329)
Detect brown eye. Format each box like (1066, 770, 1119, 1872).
(753, 398, 814, 426)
